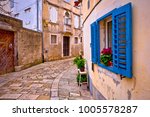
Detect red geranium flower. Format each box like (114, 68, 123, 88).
(108, 61, 113, 66)
(101, 48, 112, 55)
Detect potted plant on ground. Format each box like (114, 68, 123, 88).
(76, 74, 87, 86)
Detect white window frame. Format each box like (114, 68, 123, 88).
(74, 15, 79, 28)
(64, 11, 71, 25)
(49, 7, 58, 23)
(50, 34, 58, 45)
(105, 17, 112, 48)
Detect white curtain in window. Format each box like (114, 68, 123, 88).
(50, 7, 58, 23)
(74, 15, 79, 28)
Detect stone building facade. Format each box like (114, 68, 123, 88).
(11, 0, 42, 31)
(82, 0, 150, 99)
(43, 0, 83, 61)
(0, 0, 11, 15)
(0, 14, 42, 75)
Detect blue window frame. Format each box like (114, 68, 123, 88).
(90, 3, 132, 78)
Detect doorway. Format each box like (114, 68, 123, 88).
(0, 29, 14, 75)
(63, 36, 70, 56)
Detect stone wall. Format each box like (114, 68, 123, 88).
(17, 28, 42, 69)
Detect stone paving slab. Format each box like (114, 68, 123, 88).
(0, 94, 21, 100)
(18, 94, 39, 100)
(58, 65, 93, 100)
(37, 95, 50, 100)
(0, 58, 93, 100)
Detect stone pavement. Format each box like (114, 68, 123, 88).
(0, 59, 93, 100)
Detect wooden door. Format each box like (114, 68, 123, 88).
(0, 29, 14, 75)
(63, 36, 70, 56)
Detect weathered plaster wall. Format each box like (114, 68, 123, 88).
(83, 0, 150, 99)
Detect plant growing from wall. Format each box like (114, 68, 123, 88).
(100, 48, 112, 66)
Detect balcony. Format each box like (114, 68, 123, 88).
(64, 24, 73, 34)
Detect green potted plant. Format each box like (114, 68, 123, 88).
(73, 56, 80, 65)
(73, 56, 86, 71)
(76, 58, 86, 71)
(77, 74, 87, 86)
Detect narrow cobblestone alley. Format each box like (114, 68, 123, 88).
(0, 59, 93, 100)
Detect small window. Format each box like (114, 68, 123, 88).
(14, 13, 19, 17)
(24, 7, 31, 13)
(50, 35, 57, 44)
(64, 11, 71, 25)
(74, 37, 78, 44)
(74, 15, 79, 28)
(50, 7, 58, 23)
(25, 21, 31, 25)
(80, 37, 82, 43)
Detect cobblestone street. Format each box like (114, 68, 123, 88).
(0, 59, 93, 100)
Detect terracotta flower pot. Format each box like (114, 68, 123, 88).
(80, 67, 85, 72)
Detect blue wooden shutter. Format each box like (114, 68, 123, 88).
(112, 3, 132, 78)
(91, 22, 97, 63)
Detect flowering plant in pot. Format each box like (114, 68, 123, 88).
(100, 48, 113, 66)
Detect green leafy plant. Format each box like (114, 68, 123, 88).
(76, 59, 85, 69)
(77, 74, 87, 83)
(73, 56, 80, 65)
(100, 48, 113, 66)
(73, 56, 86, 69)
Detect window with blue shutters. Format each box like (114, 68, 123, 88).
(90, 3, 132, 78)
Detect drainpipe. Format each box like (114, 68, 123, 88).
(37, 0, 44, 62)
(37, 0, 39, 31)
(41, 0, 44, 62)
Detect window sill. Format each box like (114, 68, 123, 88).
(49, 22, 59, 25)
(65, 24, 71, 26)
(97, 63, 117, 74)
(74, 27, 81, 30)
(74, 6, 80, 9)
